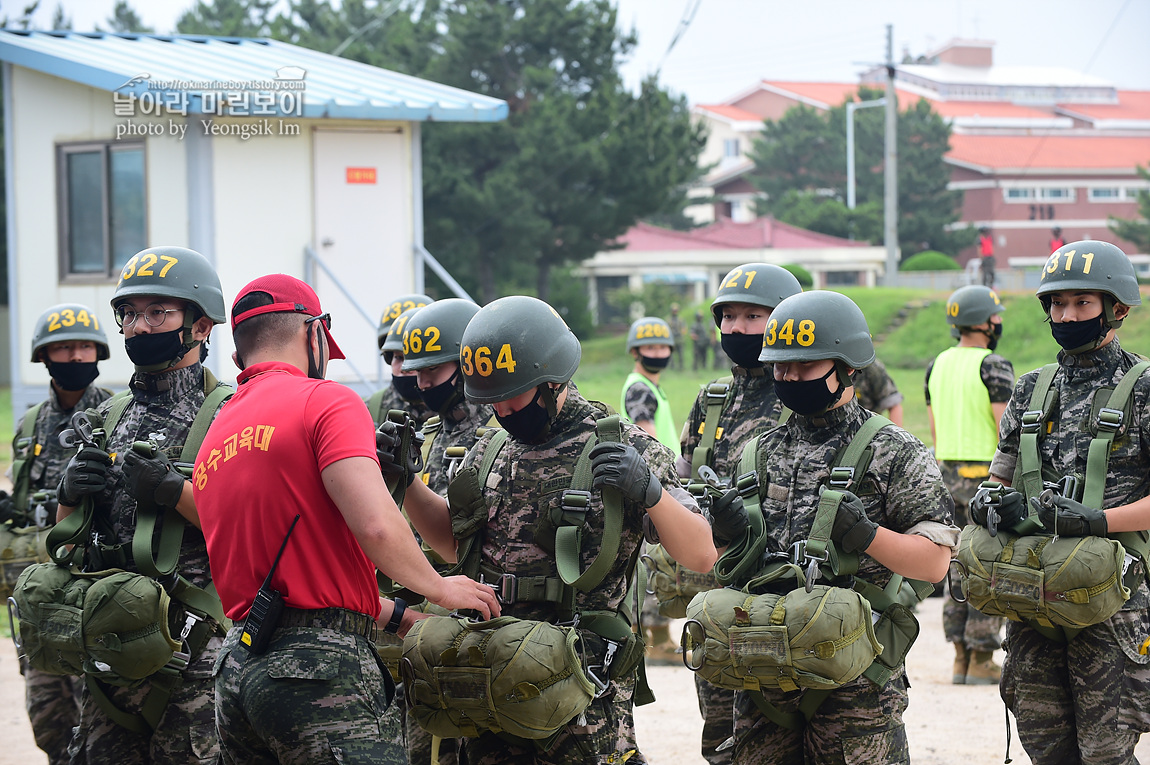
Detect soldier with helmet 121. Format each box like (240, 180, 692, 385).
(5, 303, 113, 765)
(732, 290, 956, 764)
(977, 241, 1150, 765)
(56, 246, 232, 764)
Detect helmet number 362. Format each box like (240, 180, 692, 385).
(461, 344, 517, 376)
(1042, 248, 1094, 278)
(765, 318, 816, 347)
(120, 252, 180, 280)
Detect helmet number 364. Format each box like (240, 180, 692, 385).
(461, 344, 517, 376)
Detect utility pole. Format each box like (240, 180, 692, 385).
(846, 98, 886, 210)
(883, 23, 900, 286)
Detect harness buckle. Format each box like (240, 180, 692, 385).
(498, 573, 518, 606)
(1020, 410, 1044, 434)
(827, 466, 854, 489)
(705, 383, 729, 403)
(735, 471, 758, 498)
(1097, 407, 1124, 433)
(803, 549, 829, 593)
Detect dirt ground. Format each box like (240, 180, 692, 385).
(1, 597, 1148, 763)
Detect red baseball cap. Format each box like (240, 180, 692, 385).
(231, 274, 345, 360)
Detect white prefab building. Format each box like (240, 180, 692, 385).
(0, 30, 507, 416)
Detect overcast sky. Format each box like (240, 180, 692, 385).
(21, 0, 1150, 104)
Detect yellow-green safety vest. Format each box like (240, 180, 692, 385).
(620, 373, 679, 455)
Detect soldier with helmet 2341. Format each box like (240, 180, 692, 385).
(4, 303, 113, 765)
(729, 290, 956, 764)
(388, 296, 719, 764)
(55, 246, 231, 764)
(366, 294, 434, 430)
(974, 241, 1150, 765)
(926, 285, 1014, 686)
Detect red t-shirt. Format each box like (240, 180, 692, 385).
(978, 234, 994, 256)
(194, 361, 381, 620)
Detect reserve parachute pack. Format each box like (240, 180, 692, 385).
(9, 370, 232, 734)
(400, 413, 651, 746)
(955, 360, 1150, 638)
(682, 415, 931, 729)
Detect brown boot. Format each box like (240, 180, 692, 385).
(645, 624, 680, 665)
(952, 643, 970, 684)
(966, 650, 1002, 685)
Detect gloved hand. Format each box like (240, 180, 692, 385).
(830, 490, 878, 554)
(57, 446, 112, 507)
(1034, 493, 1107, 537)
(590, 442, 662, 508)
(122, 448, 185, 510)
(708, 488, 749, 547)
(376, 420, 421, 487)
(969, 485, 1026, 532)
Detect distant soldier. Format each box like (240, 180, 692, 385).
(365, 294, 433, 429)
(620, 316, 678, 453)
(978, 227, 995, 288)
(667, 303, 687, 370)
(852, 357, 905, 426)
(690, 310, 712, 370)
(926, 285, 1013, 684)
(1049, 226, 1066, 254)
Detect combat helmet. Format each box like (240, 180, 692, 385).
(382, 305, 427, 364)
(378, 293, 432, 348)
(110, 246, 224, 372)
(1036, 241, 1141, 343)
(626, 316, 675, 352)
(711, 263, 803, 327)
(30, 303, 110, 362)
(400, 299, 480, 372)
(460, 296, 581, 404)
(946, 285, 1004, 338)
(759, 290, 874, 390)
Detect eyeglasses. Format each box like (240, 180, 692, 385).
(114, 303, 184, 328)
(305, 313, 332, 330)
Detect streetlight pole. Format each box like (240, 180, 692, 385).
(846, 98, 886, 210)
(883, 23, 900, 286)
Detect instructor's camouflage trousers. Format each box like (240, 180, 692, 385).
(940, 462, 1004, 651)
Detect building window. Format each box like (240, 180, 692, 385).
(1004, 188, 1035, 202)
(58, 141, 146, 279)
(824, 271, 860, 286)
(723, 138, 741, 159)
(1039, 188, 1074, 202)
(1090, 187, 1120, 201)
(1004, 187, 1075, 203)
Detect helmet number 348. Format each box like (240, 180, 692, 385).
(764, 318, 816, 347)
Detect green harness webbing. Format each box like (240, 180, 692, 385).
(731, 415, 932, 730)
(50, 369, 232, 733)
(1011, 359, 1150, 642)
(366, 388, 388, 426)
(691, 378, 733, 481)
(10, 402, 45, 521)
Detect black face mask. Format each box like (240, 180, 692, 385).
(721, 333, 765, 369)
(495, 388, 553, 444)
(125, 328, 187, 369)
(420, 368, 463, 414)
(983, 323, 1003, 352)
(774, 366, 841, 417)
(392, 374, 422, 404)
(1050, 314, 1105, 353)
(47, 361, 99, 392)
(639, 355, 670, 374)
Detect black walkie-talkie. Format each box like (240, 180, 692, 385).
(240, 514, 300, 655)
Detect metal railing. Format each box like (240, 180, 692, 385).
(304, 245, 382, 387)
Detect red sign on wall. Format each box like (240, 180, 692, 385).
(346, 167, 377, 184)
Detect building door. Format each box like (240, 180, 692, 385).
(312, 127, 413, 386)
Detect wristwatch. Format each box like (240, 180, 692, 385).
(384, 597, 407, 635)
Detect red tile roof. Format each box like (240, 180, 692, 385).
(928, 100, 1057, 119)
(617, 218, 867, 252)
(695, 104, 763, 123)
(947, 134, 1150, 171)
(1057, 91, 1150, 122)
(757, 81, 860, 108)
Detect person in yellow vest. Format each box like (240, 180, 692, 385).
(620, 316, 679, 454)
(925, 284, 1014, 684)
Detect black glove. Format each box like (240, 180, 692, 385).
(122, 448, 185, 510)
(969, 485, 1026, 533)
(830, 490, 878, 554)
(1034, 494, 1107, 537)
(57, 446, 112, 507)
(708, 488, 749, 547)
(589, 442, 662, 509)
(376, 420, 421, 487)
(0, 491, 18, 525)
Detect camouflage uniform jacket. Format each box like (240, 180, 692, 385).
(88, 364, 226, 592)
(623, 380, 659, 425)
(852, 358, 903, 414)
(753, 399, 957, 591)
(990, 337, 1150, 611)
(15, 384, 112, 524)
(678, 365, 782, 481)
(365, 384, 433, 429)
(457, 389, 700, 624)
(424, 399, 493, 496)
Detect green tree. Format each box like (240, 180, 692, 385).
(1109, 165, 1150, 252)
(49, 3, 71, 29)
(748, 87, 974, 257)
(103, 0, 154, 33)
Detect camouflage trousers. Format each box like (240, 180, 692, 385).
(215, 620, 399, 765)
(22, 659, 81, 765)
(1001, 608, 1150, 765)
(732, 673, 909, 765)
(70, 636, 222, 765)
(695, 672, 734, 765)
(460, 672, 646, 765)
(939, 462, 1004, 651)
